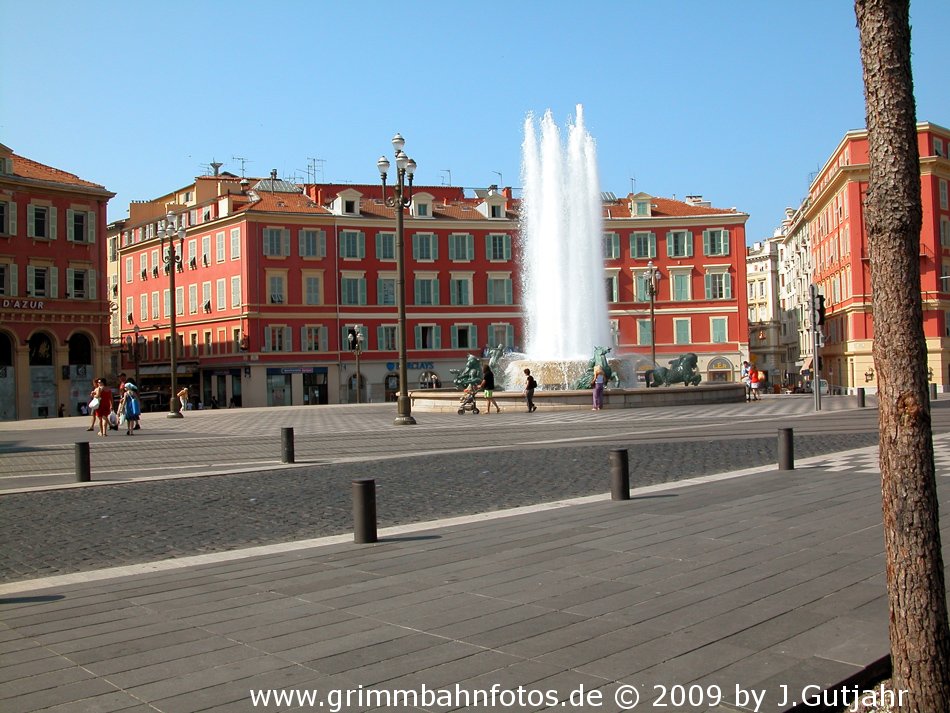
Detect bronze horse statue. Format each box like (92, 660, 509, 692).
(645, 353, 702, 387)
(573, 346, 620, 390)
(450, 354, 484, 391)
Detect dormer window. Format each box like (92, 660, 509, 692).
(332, 189, 362, 217)
(491, 205, 503, 218)
(344, 199, 356, 214)
(410, 192, 433, 219)
(630, 192, 653, 217)
(414, 202, 429, 217)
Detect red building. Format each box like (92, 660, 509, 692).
(0, 144, 114, 420)
(107, 172, 748, 410)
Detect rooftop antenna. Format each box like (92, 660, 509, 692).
(308, 157, 325, 183)
(630, 176, 637, 194)
(493, 171, 503, 187)
(210, 160, 223, 176)
(440, 169, 452, 186)
(232, 156, 251, 177)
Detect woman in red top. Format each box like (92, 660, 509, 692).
(93, 378, 114, 436)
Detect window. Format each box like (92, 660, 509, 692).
(412, 233, 438, 261)
(634, 273, 653, 302)
(344, 199, 356, 214)
(605, 274, 618, 303)
(704, 271, 732, 300)
(414, 276, 439, 305)
(263, 229, 288, 257)
(189, 284, 198, 314)
(340, 275, 366, 305)
(264, 325, 292, 352)
(188, 239, 198, 265)
(230, 228, 241, 260)
(486, 233, 511, 261)
(268, 275, 285, 304)
(202, 282, 211, 312)
(671, 272, 691, 300)
(449, 276, 471, 305)
(0, 198, 14, 236)
(674, 318, 691, 345)
(27, 265, 53, 297)
(125, 257, 133, 283)
(377, 325, 397, 351)
(302, 325, 328, 352)
(299, 229, 326, 258)
(304, 275, 322, 305)
(65, 268, 88, 299)
(150, 291, 159, 320)
(375, 232, 395, 260)
(201, 235, 211, 264)
(339, 230, 365, 259)
(711, 317, 728, 343)
(215, 232, 226, 262)
(163, 289, 171, 318)
(140, 294, 147, 322)
(603, 233, 620, 259)
(377, 277, 395, 305)
(941, 219, 950, 249)
(703, 229, 730, 256)
(448, 233, 474, 261)
(415, 202, 429, 217)
(451, 324, 477, 349)
(935, 138, 945, 157)
(0, 262, 13, 295)
(630, 232, 655, 259)
(487, 276, 513, 305)
(666, 230, 693, 258)
(67, 210, 93, 243)
(176, 286, 184, 316)
(490, 204, 504, 219)
(941, 180, 948, 210)
(635, 200, 650, 216)
(637, 318, 653, 346)
(203, 330, 212, 356)
(27, 205, 54, 239)
(231, 275, 241, 308)
(414, 324, 440, 349)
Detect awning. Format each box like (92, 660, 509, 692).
(137, 365, 197, 376)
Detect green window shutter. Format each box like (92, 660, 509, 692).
(66, 210, 74, 242)
(284, 326, 292, 352)
(685, 232, 693, 257)
(414, 324, 422, 349)
(340, 325, 349, 349)
(299, 229, 307, 257)
(26, 265, 34, 294)
(300, 326, 308, 350)
(412, 235, 420, 260)
(724, 273, 732, 299)
(282, 229, 291, 256)
(467, 234, 474, 260)
(263, 328, 271, 352)
(722, 229, 730, 256)
(318, 230, 326, 257)
(8, 202, 15, 236)
(469, 325, 477, 347)
(450, 325, 458, 348)
(358, 232, 366, 259)
(49, 207, 57, 240)
(66, 268, 74, 295)
(88, 269, 97, 299)
(505, 324, 514, 347)
(703, 231, 711, 256)
(649, 234, 656, 258)
(87, 211, 96, 243)
(448, 236, 457, 260)
(358, 278, 367, 305)
(338, 235, 346, 257)
(434, 326, 442, 349)
(377, 233, 385, 258)
(485, 235, 491, 260)
(486, 279, 494, 305)
(319, 326, 328, 352)
(10, 262, 17, 295)
(376, 278, 385, 305)
(505, 279, 512, 305)
(26, 205, 34, 238)
(432, 278, 440, 305)
(704, 273, 712, 299)
(504, 235, 511, 260)
(49, 266, 58, 297)
(431, 235, 438, 261)
(377, 326, 385, 349)
(413, 279, 421, 304)
(666, 232, 674, 257)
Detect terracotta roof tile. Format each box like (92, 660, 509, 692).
(602, 195, 739, 219)
(10, 153, 109, 191)
(239, 191, 330, 215)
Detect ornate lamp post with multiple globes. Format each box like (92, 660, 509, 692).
(643, 260, 661, 373)
(378, 134, 418, 425)
(158, 212, 185, 418)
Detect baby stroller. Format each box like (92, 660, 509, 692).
(457, 387, 480, 415)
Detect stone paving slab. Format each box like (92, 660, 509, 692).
(2, 455, 948, 712)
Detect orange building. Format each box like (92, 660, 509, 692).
(0, 144, 114, 420)
(106, 172, 749, 410)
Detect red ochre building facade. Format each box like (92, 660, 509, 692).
(0, 144, 114, 420)
(103, 172, 749, 411)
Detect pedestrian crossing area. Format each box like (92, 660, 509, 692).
(797, 433, 950, 477)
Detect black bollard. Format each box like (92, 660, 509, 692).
(857, 387, 866, 408)
(281, 427, 295, 463)
(352, 478, 377, 543)
(778, 428, 794, 471)
(930, 383, 938, 401)
(75, 442, 91, 482)
(609, 448, 630, 500)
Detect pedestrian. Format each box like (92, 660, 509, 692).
(591, 364, 606, 410)
(741, 361, 752, 401)
(476, 364, 501, 414)
(523, 368, 537, 412)
(177, 385, 189, 413)
(85, 378, 98, 431)
(118, 384, 141, 435)
(749, 366, 761, 401)
(92, 378, 114, 436)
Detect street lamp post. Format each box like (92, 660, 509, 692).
(378, 134, 417, 425)
(348, 325, 364, 404)
(643, 260, 661, 375)
(158, 212, 185, 418)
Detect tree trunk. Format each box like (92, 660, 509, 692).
(855, 1, 950, 710)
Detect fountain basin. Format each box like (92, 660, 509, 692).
(410, 383, 746, 414)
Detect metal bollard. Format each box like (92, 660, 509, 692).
(609, 448, 630, 500)
(75, 442, 91, 482)
(856, 387, 866, 408)
(778, 428, 794, 471)
(930, 383, 938, 401)
(281, 427, 295, 463)
(352, 478, 377, 543)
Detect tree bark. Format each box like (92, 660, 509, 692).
(855, 1, 950, 710)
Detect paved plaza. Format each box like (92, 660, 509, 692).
(1, 395, 949, 712)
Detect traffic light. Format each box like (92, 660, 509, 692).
(815, 294, 826, 326)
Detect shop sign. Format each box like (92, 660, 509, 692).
(386, 361, 434, 371)
(2, 299, 45, 310)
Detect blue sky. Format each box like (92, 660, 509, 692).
(2, 0, 947, 243)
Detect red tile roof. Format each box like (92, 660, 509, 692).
(8, 153, 111, 191)
(238, 191, 330, 215)
(603, 195, 740, 219)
